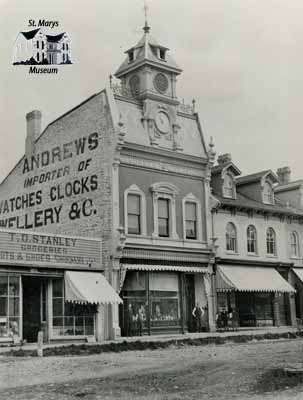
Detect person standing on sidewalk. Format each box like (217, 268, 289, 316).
(192, 303, 204, 332)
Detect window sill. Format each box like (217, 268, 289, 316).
(225, 251, 239, 255)
(247, 253, 259, 257)
(290, 256, 301, 260)
(266, 254, 277, 258)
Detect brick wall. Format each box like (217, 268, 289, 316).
(0, 90, 115, 271)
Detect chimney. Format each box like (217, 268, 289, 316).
(25, 110, 42, 155)
(217, 153, 232, 165)
(277, 166, 291, 185)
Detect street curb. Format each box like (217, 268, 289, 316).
(3, 330, 303, 357)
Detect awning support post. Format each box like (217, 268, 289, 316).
(96, 304, 105, 342)
(273, 293, 280, 327)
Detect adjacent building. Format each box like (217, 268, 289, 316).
(210, 154, 301, 328)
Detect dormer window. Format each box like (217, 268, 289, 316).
(128, 50, 134, 62)
(263, 181, 274, 204)
(159, 48, 166, 60)
(223, 173, 235, 198)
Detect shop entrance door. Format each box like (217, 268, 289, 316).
(184, 274, 195, 332)
(236, 292, 256, 327)
(22, 277, 42, 343)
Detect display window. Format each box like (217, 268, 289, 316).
(52, 279, 96, 337)
(121, 271, 181, 334)
(0, 275, 21, 340)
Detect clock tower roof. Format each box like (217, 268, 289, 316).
(114, 24, 182, 78)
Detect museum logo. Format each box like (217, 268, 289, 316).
(12, 19, 73, 74)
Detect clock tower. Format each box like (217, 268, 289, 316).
(114, 21, 183, 150)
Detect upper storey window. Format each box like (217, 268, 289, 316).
(226, 222, 237, 252)
(124, 184, 146, 236)
(290, 231, 300, 258)
(247, 225, 257, 254)
(151, 182, 179, 240)
(266, 227, 276, 256)
(128, 50, 134, 62)
(223, 173, 235, 198)
(263, 181, 274, 204)
(182, 193, 202, 241)
(159, 48, 166, 60)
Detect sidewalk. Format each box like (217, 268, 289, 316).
(0, 326, 301, 355)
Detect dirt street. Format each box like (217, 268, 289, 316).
(1, 338, 303, 399)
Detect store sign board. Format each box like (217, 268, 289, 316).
(0, 229, 101, 270)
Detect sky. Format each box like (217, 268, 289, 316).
(0, 0, 303, 181)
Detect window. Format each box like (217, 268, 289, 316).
(52, 279, 95, 337)
(124, 184, 146, 236)
(247, 225, 257, 254)
(49, 44, 53, 50)
(266, 227, 276, 255)
(159, 48, 166, 60)
(127, 194, 141, 235)
(129, 50, 134, 62)
(42, 52, 45, 61)
(151, 182, 179, 239)
(42, 41, 44, 50)
(226, 222, 237, 252)
(223, 173, 235, 198)
(37, 52, 39, 62)
(263, 181, 274, 204)
(182, 194, 202, 241)
(63, 53, 65, 62)
(63, 43, 65, 50)
(158, 198, 170, 237)
(290, 232, 299, 257)
(36, 41, 39, 48)
(66, 43, 69, 50)
(0, 275, 20, 339)
(185, 202, 197, 239)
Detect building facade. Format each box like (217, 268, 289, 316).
(210, 154, 300, 329)
(0, 22, 218, 344)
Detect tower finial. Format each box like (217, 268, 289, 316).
(143, 0, 150, 33)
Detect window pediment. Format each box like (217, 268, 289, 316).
(150, 182, 179, 195)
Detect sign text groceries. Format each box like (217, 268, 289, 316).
(0, 132, 100, 229)
(0, 232, 99, 266)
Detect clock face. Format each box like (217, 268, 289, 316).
(155, 111, 170, 134)
(154, 73, 169, 93)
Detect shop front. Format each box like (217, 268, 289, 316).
(216, 265, 295, 328)
(119, 264, 210, 336)
(0, 229, 121, 345)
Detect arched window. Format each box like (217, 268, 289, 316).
(266, 227, 276, 255)
(290, 231, 299, 257)
(226, 223, 237, 252)
(263, 181, 274, 204)
(247, 225, 257, 254)
(223, 173, 235, 198)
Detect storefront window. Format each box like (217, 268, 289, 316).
(0, 275, 20, 339)
(149, 273, 180, 327)
(52, 279, 96, 337)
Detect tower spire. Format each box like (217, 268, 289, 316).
(143, 0, 150, 33)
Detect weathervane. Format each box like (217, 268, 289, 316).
(143, 0, 150, 33)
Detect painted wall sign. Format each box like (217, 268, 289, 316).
(0, 132, 100, 230)
(0, 229, 101, 270)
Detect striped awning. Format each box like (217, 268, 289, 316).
(65, 271, 122, 305)
(217, 265, 295, 293)
(122, 264, 208, 274)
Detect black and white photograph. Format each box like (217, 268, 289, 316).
(1, 1, 303, 399)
